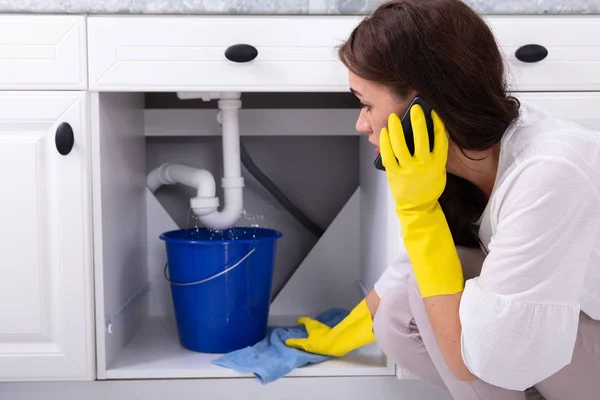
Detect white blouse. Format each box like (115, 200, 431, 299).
(374, 101, 600, 391)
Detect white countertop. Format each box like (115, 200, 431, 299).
(0, 0, 598, 15)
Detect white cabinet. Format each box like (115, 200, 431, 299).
(2, 13, 600, 398)
(0, 92, 94, 381)
(0, 16, 87, 90)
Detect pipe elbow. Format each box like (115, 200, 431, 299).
(197, 185, 244, 230)
(149, 163, 217, 197)
(165, 164, 216, 197)
(188, 169, 217, 199)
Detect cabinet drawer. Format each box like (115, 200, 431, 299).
(88, 15, 600, 92)
(515, 92, 600, 131)
(488, 16, 600, 91)
(87, 16, 361, 92)
(0, 16, 86, 90)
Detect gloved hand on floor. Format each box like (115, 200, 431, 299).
(379, 104, 463, 298)
(285, 299, 375, 357)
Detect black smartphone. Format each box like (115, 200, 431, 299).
(374, 96, 435, 171)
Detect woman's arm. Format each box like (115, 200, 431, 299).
(365, 288, 381, 318)
(423, 293, 475, 381)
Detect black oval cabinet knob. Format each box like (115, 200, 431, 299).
(55, 122, 74, 156)
(224, 44, 258, 63)
(515, 44, 548, 63)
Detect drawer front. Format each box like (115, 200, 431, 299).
(0, 16, 86, 90)
(487, 16, 600, 91)
(88, 16, 362, 92)
(515, 92, 600, 131)
(88, 15, 599, 92)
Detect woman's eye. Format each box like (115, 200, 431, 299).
(360, 103, 372, 112)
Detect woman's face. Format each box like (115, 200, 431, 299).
(349, 71, 417, 149)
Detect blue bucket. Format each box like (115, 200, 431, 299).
(160, 227, 282, 354)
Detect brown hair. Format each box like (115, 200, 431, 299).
(339, 0, 519, 247)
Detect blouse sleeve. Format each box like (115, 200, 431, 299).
(459, 157, 600, 390)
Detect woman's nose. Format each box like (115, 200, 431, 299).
(356, 109, 371, 134)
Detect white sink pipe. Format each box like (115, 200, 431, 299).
(146, 164, 218, 216)
(146, 92, 245, 230)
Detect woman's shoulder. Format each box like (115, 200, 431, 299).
(501, 101, 600, 182)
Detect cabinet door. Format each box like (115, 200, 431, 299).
(0, 92, 94, 381)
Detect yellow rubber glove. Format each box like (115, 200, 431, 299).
(284, 299, 376, 357)
(379, 105, 463, 298)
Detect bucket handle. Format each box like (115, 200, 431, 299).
(164, 246, 256, 286)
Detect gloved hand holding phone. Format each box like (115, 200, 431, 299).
(379, 98, 463, 298)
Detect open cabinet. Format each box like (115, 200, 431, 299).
(90, 91, 400, 381)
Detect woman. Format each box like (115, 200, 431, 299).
(285, 0, 600, 398)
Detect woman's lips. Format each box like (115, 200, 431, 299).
(375, 147, 380, 154)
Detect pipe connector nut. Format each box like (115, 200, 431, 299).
(221, 177, 245, 188)
(190, 196, 219, 212)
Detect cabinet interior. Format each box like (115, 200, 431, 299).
(91, 91, 399, 380)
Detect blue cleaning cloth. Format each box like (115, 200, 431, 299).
(212, 307, 350, 384)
